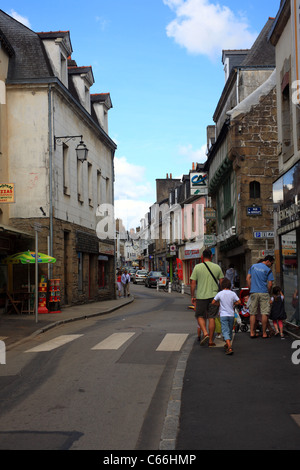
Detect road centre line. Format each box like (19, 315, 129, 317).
(25, 335, 83, 352)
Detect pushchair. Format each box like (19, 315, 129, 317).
(235, 288, 250, 333)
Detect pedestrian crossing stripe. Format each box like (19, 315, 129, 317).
(91, 332, 135, 350)
(24, 332, 190, 353)
(156, 334, 189, 351)
(25, 335, 83, 352)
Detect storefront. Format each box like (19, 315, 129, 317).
(179, 242, 204, 285)
(273, 161, 300, 324)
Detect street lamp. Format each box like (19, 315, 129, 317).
(54, 135, 89, 162)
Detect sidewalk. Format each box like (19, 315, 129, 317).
(0, 295, 134, 350)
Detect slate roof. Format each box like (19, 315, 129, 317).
(241, 17, 275, 67)
(0, 9, 54, 81)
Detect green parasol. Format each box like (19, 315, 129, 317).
(3, 251, 56, 265)
(3, 251, 56, 317)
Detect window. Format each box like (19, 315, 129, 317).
(88, 162, 93, 207)
(77, 160, 83, 203)
(60, 54, 67, 84)
(63, 144, 70, 195)
(223, 177, 231, 214)
(281, 67, 293, 161)
(250, 181, 260, 199)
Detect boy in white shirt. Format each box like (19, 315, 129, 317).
(212, 278, 241, 355)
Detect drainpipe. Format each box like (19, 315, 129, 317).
(48, 85, 53, 279)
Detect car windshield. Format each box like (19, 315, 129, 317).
(151, 272, 165, 276)
(137, 270, 147, 274)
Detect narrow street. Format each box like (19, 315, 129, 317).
(1, 284, 300, 451)
(0, 284, 194, 450)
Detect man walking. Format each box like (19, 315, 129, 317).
(246, 255, 274, 338)
(190, 249, 224, 347)
(121, 270, 131, 297)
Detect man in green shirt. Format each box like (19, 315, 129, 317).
(190, 249, 224, 347)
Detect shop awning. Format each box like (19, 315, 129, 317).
(0, 224, 33, 238)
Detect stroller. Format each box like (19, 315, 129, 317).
(235, 288, 251, 333)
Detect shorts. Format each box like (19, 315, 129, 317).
(195, 298, 219, 319)
(249, 293, 271, 316)
(220, 316, 234, 341)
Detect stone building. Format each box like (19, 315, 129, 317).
(205, 18, 279, 286)
(269, 0, 300, 324)
(0, 11, 117, 307)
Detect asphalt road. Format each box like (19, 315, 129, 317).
(0, 284, 194, 450)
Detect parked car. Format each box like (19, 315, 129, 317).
(133, 269, 148, 284)
(127, 267, 136, 281)
(145, 271, 166, 288)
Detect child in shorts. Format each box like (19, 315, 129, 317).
(212, 278, 241, 355)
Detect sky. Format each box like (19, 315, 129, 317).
(2, 0, 280, 229)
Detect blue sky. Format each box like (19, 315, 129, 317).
(2, 0, 279, 229)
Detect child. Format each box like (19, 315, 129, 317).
(212, 278, 241, 355)
(270, 286, 287, 339)
(240, 294, 250, 318)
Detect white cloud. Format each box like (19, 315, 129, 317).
(8, 10, 31, 28)
(163, 0, 257, 61)
(114, 199, 151, 231)
(114, 156, 153, 229)
(178, 143, 207, 163)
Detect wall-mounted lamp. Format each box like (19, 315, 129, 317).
(54, 135, 89, 162)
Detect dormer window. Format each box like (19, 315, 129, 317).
(37, 31, 72, 88)
(68, 66, 94, 112)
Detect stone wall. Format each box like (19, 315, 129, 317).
(229, 87, 279, 267)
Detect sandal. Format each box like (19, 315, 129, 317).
(200, 335, 209, 345)
(226, 348, 234, 355)
(209, 342, 216, 348)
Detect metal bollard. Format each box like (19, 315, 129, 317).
(181, 283, 185, 294)
(168, 282, 171, 293)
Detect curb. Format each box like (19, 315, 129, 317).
(6, 296, 135, 351)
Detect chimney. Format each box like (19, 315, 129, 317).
(170, 173, 172, 179)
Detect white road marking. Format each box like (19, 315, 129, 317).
(25, 335, 83, 352)
(156, 334, 189, 352)
(291, 415, 300, 427)
(91, 332, 135, 350)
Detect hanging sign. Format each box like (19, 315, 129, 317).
(190, 173, 208, 195)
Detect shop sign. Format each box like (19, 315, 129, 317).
(183, 243, 203, 260)
(204, 208, 216, 219)
(216, 226, 236, 243)
(0, 183, 15, 203)
(190, 173, 208, 195)
(99, 242, 115, 256)
(204, 234, 216, 246)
